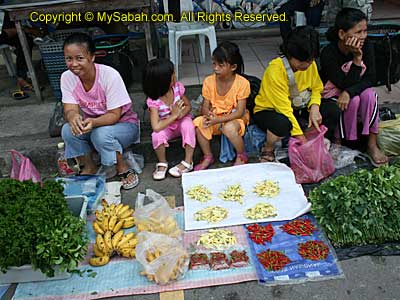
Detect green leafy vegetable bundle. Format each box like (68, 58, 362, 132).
(309, 165, 400, 247)
(0, 179, 88, 277)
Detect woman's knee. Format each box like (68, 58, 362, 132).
(151, 130, 168, 145)
(61, 123, 73, 141)
(360, 88, 377, 104)
(91, 126, 115, 149)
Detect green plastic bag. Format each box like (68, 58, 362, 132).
(378, 116, 400, 156)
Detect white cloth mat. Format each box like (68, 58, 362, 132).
(182, 163, 311, 230)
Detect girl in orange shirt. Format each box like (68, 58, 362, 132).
(193, 41, 250, 171)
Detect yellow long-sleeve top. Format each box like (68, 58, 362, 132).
(254, 57, 323, 136)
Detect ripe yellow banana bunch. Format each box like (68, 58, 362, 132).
(89, 230, 138, 266)
(93, 200, 135, 235)
(89, 200, 137, 267)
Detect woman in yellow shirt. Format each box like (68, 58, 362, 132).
(253, 26, 340, 162)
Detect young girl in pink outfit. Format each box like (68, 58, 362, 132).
(143, 58, 196, 180)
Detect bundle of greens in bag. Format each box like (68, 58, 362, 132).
(309, 165, 400, 247)
(0, 179, 88, 277)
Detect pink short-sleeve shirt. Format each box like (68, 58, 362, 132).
(146, 82, 185, 119)
(61, 63, 138, 124)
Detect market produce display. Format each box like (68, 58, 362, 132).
(244, 215, 343, 284)
(230, 250, 250, 268)
(189, 253, 210, 270)
(194, 206, 228, 223)
(280, 219, 317, 236)
(257, 250, 292, 271)
(134, 190, 182, 238)
(253, 180, 280, 198)
(298, 241, 329, 261)
(244, 203, 277, 219)
(186, 185, 212, 202)
(0, 179, 88, 277)
(90, 200, 137, 266)
(197, 229, 237, 249)
(136, 232, 189, 285)
(182, 163, 310, 231)
(246, 224, 275, 245)
(218, 184, 245, 204)
(309, 165, 400, 247)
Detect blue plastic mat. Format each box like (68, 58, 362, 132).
(57, 176, 105, 214)
(245, 214, 344, 285)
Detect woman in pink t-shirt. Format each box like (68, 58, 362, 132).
(60, 33, 140, 189)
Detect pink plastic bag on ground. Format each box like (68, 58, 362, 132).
(10, 150, 42, 183)
(288, 126, 335, 184)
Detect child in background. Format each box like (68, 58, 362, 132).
(193, 41, 250, 170)
(143, 58, 196, 180)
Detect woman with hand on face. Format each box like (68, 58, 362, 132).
(60, 33, 140, 189)
(320, 8, 388, 166)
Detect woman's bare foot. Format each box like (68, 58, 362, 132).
(367, 145, 388, 166)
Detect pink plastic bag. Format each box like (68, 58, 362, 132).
(10, 150, 42, 183)
(288, 126, 335, 184)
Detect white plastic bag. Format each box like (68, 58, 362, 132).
(136, 232, 189, 285)
(329, 144, 362, 169)
(134, 189, 181, 238)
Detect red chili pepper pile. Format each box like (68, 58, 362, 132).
(257, 249, 292, 271)
(280, 218, 317, 236)
(247, 223, 275, 245)
(298, 240, 329, 260)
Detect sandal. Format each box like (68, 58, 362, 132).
(11, 90, 29, 100)
(169, 160, 193, 178)
(365, 152, 389, 168)
(153, 162, 168, 180)
(194, 155, 214, 171)
(21, 83, 33, 92)
(259, 149, 275, 162)
(119, 169, 139, 190)
(234, 152, 248, 166)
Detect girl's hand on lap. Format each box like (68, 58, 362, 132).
(337, 91, 350, 111)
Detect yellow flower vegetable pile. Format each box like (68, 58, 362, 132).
(253, 180, 280, 198)
(244, 203, 277, 220)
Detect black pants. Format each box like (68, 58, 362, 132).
(253, 99, 340, 141)
(277, 0, 325, 41)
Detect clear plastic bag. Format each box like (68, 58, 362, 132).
(134, 189, 182, 238)
(191, 95, 203, 117)
(329, 144, 362, 169)
(288, 126, 335, 184)
(136, 232, 189, 285)
(10, 150, 41, 183)
(123, 151, 144, 174)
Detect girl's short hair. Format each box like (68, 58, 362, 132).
(63, 32, 96, 55)
(142, 58, 174, 100)
(212, 41, 244, 74)
(281, 26, 319, 62)
(326, 8, 367, 42)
